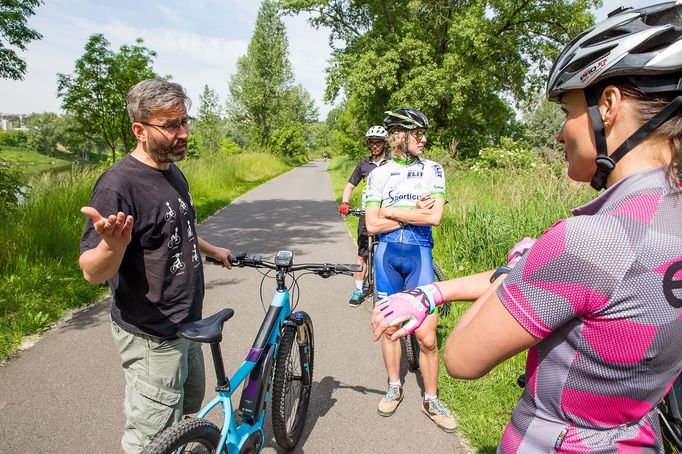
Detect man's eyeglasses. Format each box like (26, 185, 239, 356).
(410, 130, 428, 140)
(136, 117, 194, 134)
(367, 139, 385, 147)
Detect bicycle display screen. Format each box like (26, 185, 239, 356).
(275, 250, 293, 267)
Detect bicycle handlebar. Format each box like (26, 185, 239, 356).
(206, 254, 362, 276)
(347, 208, 364, 216)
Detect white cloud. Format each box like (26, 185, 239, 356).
(0, 1, 334, 120)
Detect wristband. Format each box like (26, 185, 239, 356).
(417, 282, 444, 314)
(490, 265, 512, 284)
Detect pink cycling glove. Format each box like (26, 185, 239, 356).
(507, 237, 536, 268)
(376, 283, 444, 335)
(339, 202, 350, 215)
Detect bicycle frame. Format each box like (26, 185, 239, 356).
(197, 272, 300, 453)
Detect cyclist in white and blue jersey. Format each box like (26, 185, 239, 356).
(364, 108, 455, 432)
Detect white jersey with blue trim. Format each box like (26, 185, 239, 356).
(365, 156, 446, 248)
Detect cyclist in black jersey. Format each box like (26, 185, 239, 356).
(339, 126, 390, 306)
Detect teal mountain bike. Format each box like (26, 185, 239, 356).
(143, 251, 360, 454)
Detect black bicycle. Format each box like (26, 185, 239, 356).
(347, 208, 449, 371)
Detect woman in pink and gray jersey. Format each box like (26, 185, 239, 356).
(371, 3, 682, 452)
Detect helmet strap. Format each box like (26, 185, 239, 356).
(587, 88, 682, 190)
(585, 89, 611, 190)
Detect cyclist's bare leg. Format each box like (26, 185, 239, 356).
(415, 314, 439, 396)
(355, 256, 367, 282)
(382, 335, 402, 383)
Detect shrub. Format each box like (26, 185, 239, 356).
(471, 137, 541, 171)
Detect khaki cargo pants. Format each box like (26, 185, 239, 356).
(111, 321, 205, 454)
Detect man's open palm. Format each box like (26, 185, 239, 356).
(81, 206, 134, 250)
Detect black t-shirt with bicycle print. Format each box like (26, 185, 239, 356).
(80, 154, 204, 339)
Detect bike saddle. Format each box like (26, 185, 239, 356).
(177, 308, 235, 344)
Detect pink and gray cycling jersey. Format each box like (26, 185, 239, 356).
(497, 167, 682, 453)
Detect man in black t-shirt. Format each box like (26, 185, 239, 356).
(338, 126, 389, 307)
(79, 79, 231, 454)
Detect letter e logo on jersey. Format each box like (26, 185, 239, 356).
(663, 259, 682, 308)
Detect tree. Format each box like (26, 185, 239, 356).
(193, 85, 224, 156)
(0, 0, 43, 80)
(57, 34, 157, 163)
(522, 93, 565, 167)
(282, 0, 600, 158)
(25, 112, 67, 155)
(226, 0, 296, 147)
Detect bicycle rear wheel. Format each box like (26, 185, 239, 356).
(142, 418, 221, 454)
(433, 263, 451, 318)
(272, 312, 314, 450)
(404, 262, 446, 372)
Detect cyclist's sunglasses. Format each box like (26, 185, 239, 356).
(367, 139, 385, 146)
(410, 129, 428, 140)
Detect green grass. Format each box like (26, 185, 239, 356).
(0, 152, 292, 362)
(0, 147, 75, 174)
(328, 156, 593, 451)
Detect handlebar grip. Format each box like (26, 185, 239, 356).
(335, 264, 363, 273)
(205, 255, 237, 264)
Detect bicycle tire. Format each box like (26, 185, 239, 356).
(141, 418, 221, 454)
(404, 262, 446, 372)
(271, 312, 314, 450)
(433, 263, 452, 318)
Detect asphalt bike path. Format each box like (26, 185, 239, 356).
(0, 160, 471, 454)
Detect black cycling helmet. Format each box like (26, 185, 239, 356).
(383, 108, 429, 131)
(546, 2, 682, 190)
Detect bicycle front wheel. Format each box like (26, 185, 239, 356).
(272, 312, 314, 450)
(142, 418, 221, 454)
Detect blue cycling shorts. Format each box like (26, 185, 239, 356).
(374, 241, 435, 300)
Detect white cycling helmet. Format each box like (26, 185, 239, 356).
(365, 125, 388, 139)
(546, 2, 682, 190)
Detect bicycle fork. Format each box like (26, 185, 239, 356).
(290, 313, 312, 387)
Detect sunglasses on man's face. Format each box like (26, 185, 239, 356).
(367, 140, 385, 146)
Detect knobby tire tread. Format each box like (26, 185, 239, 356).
(271, 313, 314, 450)
(141, 418, 221, 454)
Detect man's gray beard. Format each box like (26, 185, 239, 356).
(146, 135, 186, 163)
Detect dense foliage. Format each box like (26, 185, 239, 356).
(227, 0, 317, 154)
(282, 0, 600, 158)
(0, 0, 43, 80)
(57, 34, 157, 163)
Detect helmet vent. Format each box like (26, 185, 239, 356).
(562, 46, 616, 74)
(642, 7, 682, 27)
(629, 27, 682, 54)
(582, 29, 631, 47)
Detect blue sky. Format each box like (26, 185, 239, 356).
(0, 0, 661, 120)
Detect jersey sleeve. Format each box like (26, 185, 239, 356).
(365, 167, 383, 208)
(348, 162, 364, 186)
(79, 184, 132, 254)
(496, 219, 611, 340)
(428, 162, 446, 199)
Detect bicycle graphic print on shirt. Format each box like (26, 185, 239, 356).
(168, 227, 181, 249)
(170, 252, 185, 274)
(164, 201, 176, 222)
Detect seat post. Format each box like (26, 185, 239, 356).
(210, 343, 230, 392)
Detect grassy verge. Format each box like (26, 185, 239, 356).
(327, 155, 592, 451)
(0, 152, 292, 362)
(0, 147, 82, 175)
